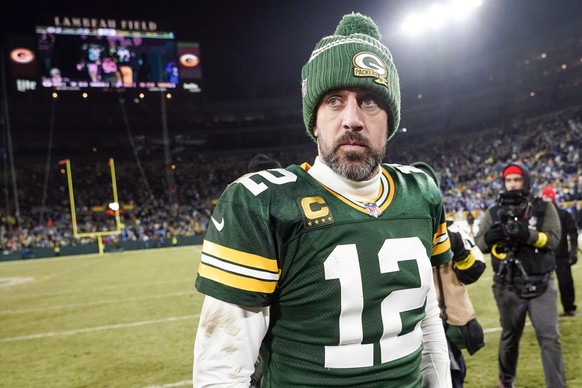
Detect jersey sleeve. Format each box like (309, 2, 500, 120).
(429, 184, 453, 267)
(193, 296, 269, 387)
(195, 179, 280, 307)
(432, 211, 452, 267)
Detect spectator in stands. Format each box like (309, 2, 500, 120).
(475, 162, 566, 388)
(193, 13, 452, 386)
(541, 186, 578, 316)
(465, 209, 475, 237)
(413, 161, 486, 388)
(247, 153, 282, 172)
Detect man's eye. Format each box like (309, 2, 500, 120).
(362, 97, 379, 107)
(327, 97, 340, 106)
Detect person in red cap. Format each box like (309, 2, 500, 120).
(541, 186, 578, 316)
(475, 162, 565, 388)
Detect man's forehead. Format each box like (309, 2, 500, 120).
(323, 87, 381, 98)
(504, 173, 523, 180)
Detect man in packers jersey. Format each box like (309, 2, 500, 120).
(194, 13, 453, 387)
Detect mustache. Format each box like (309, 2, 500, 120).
(334, 132, 371, 151)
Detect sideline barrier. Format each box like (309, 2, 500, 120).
(0, 235, 204, 262)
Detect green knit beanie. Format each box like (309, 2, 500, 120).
(301, 12, 401, 142)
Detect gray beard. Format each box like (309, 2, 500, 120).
(320, 145, 384, 181)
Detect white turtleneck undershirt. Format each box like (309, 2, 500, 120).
(307, 156, 382, 203)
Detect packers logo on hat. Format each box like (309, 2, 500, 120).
(353, 52, 388, 86)
(301, 13, 401, 142)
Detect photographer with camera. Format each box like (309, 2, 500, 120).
(475, 162, 565, 388)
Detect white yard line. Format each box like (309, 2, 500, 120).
(0, 278, 194, 300)
(1, 291, 195, 314)
(144, 380, 193, 388)
(0, 314, 199, 343)
(483, 325, 504, 333)
(0, 246, 196, 266)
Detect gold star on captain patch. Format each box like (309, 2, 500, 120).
(299, 196, 335, 229)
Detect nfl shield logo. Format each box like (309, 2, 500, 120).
(364, 202, 381, 218)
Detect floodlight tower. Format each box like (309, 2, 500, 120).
(0, 47, 21, 230)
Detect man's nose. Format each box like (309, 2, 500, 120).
(342, 96, 364, 131)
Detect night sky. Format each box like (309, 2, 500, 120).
(3, 0, 581, 101)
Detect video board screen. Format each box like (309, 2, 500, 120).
(36, 26, 178, 90)
(177, 41, 202, 93)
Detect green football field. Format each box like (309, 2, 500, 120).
(1, 246, 580, 387)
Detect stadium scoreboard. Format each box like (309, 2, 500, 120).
(6, 16, 202, 94)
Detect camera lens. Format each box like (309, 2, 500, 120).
(505, 222, 519, 234)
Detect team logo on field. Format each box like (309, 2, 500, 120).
(352, 52, 388, 86)
(300, 196, 334, 228)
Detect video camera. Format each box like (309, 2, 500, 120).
(495, 190, 544, 297)
(496, 190, 529, 227)
(494, 190, 530, 253)
(497, 189, 529, 207)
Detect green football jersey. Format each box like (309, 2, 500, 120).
(196, 163, 452, 387)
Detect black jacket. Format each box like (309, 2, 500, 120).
(554, 204, 578, 259)
(476, 197, 561, 275)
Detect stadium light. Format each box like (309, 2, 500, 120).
(427, 4, 447, 31)
(448, 0, 482, 21)
(401, 13, 425, 37)
(401, 0, 483, 37)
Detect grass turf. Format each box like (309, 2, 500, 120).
(1, 246, 580, 387)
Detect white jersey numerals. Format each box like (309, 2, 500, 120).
(392, 164, 423, 175)
(236, 169, 297, 196)
(324, 237, 430, 368)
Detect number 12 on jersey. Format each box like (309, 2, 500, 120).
(324, 237, 430, 368)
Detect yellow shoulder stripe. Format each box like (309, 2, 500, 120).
(203, 240, 278, 272)
(198, 263, 278, 293)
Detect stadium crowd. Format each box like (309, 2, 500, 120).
(388, 105, 582, 213)
(1, 104, 580, 253)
